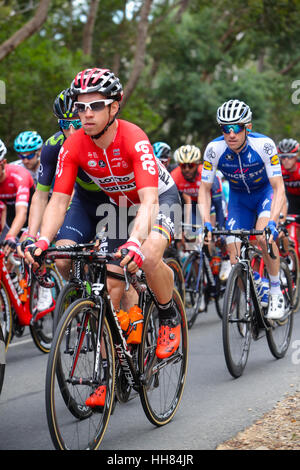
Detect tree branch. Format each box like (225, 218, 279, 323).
(122, 0, 153, 108)
(0, 0, 51, 62)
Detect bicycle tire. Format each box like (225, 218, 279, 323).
(266, 259, 294, 359)
(53, 281, 84, 332)
(284, 247, 300, 312)
(45, 298, 115, 450)
(138, 288, 188, 426)
(0, 282, 12, 351)
(165, 257, 186, 305)
(0, 324, 5, 395)
(183, 253, 204, 329)
(222, 263, 252, 378)
(29, 265, 63, 354)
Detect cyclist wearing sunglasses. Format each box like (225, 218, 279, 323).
(25, 68, 182, 377)
(198, 99, 286, 320)
(171, 145, 225, 231)
(19, 89, 111, 284)
(152, 141, 175, 171)
(278, 138, 300, 215)
(13, 131, 43, 185)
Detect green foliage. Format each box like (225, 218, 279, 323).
(1, 0, 300, 158)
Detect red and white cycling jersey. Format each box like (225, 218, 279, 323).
(0, 164, 34, 207)
(170, 165, 203, 201)
(281, 162, 300, 196)
(54, 120, 175, 206)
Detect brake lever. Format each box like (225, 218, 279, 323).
(265, 228, 277, 260)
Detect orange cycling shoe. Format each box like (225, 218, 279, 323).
(85, 385, 106, 407)
(156, 316, 181, 359)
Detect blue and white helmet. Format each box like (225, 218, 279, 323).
(14, 131, 43, 153)
(0, 139, 7, 161)
(152, 142, 171, 161)
(217, 99, 252, 125)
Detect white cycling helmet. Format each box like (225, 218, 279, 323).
(0, 139, 7, 161)
(217, 99, 252, 125)
(174, 145, 201, 164)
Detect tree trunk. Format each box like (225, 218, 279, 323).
(0, 0, 52, 62)
(82, 0, 100, 57)
(122, 0, 153, 108)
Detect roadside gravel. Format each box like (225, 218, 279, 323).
(216, 391, 300, 450)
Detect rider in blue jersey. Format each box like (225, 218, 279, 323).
(198, 99, 286, 320)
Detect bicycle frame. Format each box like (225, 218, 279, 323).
(285, 214, 300, 261)
(0, 251, 56, 326)
(238, 243, 270, 335)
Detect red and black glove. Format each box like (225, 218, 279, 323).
(118, 237, 145, 268)
(3, 236, 17, 251)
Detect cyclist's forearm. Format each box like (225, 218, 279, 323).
(198, 184, 212, 223)
(39, 192, 71, 244)
(27, 189, 49, 237)
(130, 200, 159, 243)
(7, 206, 27, 238)
(270, 179, 286, 223)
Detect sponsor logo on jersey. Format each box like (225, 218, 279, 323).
(203, 161, 213, 171)
(98, 160, 106, 168)
(225, 154, 234, 161)
(135, 140, 156, 175)
(88, 160, 97, 167)
(270, 154, 279, 165)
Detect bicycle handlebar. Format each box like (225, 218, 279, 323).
(212, 228, 276, 259)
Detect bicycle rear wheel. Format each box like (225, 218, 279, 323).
(165, 257, 185, 305)
(29, 265, 63, 353)
(222, 263, 252, 378)
(266, 259, 294, 359)
(283, 247, 300, 311)
(0, 324, 5, 395)
(45, 298, 115, 450)
(138, 288, 188, 426)
(183, 253, 204, 329)
(0, 283, 12, 351)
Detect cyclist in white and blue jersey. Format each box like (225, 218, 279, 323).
(198, 99, 286, 320)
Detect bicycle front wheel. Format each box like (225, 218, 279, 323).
(139, 288, 188, 426)
(29, 264, 63, 353)
(222, 263, 252, 378)
(45, 298, 115, 450)
(266, 259, 294, 359)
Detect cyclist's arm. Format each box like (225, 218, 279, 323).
(27, 188, 50, 237)
(198, 181, 213, 224)
(6, 204, 27, 239)
(38, 191, 72, 243)
(129, 186, 159, 244)
(269, 175, 286, 223)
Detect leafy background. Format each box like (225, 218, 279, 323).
(1, 0, 300, 161)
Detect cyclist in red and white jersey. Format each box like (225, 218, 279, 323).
(0, 138, 34, 255)
(277, 138, 300, 215)
(25, 68, 182, 387)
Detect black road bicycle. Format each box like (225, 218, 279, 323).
(43, 245, 188, 450)
(182, 225, 225, 328)
(214, 229, 294, 378)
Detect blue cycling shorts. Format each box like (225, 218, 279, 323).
(225, 185, 273, 243)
